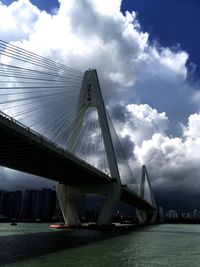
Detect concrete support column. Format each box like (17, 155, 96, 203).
(97, 183, 121, 225)
(150, 210, 158, 224)
(136, 209, 147, 224)
(56, 181, 121, 226)
(136, 209, 158, 224)
(56, 183, 81, 226)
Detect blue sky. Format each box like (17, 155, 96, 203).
(121, 0, 200, 78)
(2, 0, 199, 77)
(1, 0, 59, 12)
(1, 0, 200, 210)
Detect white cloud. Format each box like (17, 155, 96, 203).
(183, 112, 200, 139)
(150, 47, 188, 77)
(134, 113, 200, 194)
(0, 0, 40, 41)
(121, 104, 168, 145)
(0, 0, 200, 203)
(1, 0, 196, 116)
(1, 0, 150, 89)
(58, 0, 122, 17)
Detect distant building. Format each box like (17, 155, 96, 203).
(40, 189, 56, 220)
(193, 209, 198, 219)
(3, 191, 22, 219)
(21, 189, 56, 221)
(159, 206, 164, 223)
(168, 209, 178, 219)
(21, 190, 43, 220)
(0, 190, 7, 215)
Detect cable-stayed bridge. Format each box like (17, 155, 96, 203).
(0, 40, 158, 226)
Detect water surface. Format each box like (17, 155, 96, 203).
(0, 223, 199, 266)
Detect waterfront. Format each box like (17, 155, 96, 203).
(0, 223, 200, 266)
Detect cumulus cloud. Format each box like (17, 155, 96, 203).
(1, 0, 198, 124)
(120, 103, 168, 145)
(131, 46, 198, 133)
(183, 112, 200, 139)
(133, 112, 200, 207)
(0, 0, 40, 42)
(0, 0, 200, 209)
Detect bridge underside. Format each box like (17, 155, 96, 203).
(0, 113, 155, 211)
(0, 113, 112, 185)
(121, 186, 156, 211)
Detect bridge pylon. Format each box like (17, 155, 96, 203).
(56, 69, 122, 226)
(136, 165, 158, 224)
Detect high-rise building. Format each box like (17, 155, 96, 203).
(193, 209, 198, 219)
(21, 190, 42, 220)
(159, 206, 164, 223)
(3, 191, 22, 219)
(0, 190, 7, 215)
(40, 189, 56, 220)
(21, 189, 56, 221)
(168, 209, 178, 219)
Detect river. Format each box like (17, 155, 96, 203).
(0, 223, 200, 266)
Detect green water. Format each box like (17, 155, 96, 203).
(0, 223, 200, 266)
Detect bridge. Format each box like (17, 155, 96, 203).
(0, 40, 158, 226)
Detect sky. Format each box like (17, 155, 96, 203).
(0, 0, 200, 211)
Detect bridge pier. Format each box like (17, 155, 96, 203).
(97, 182, 121, 225)
(136, 209, 158, 224)
(57, 69, 123, 226)
(56, 182, 121, 226)
(56, 183, 81, 226)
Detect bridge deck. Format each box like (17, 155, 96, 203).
(0, 112, 112, 185)
(121, 186, 156, 211)
(0, 112, 155, 210)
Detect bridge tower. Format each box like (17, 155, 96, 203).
(136, 165, 158, 224)
(56, 69, 122, 226)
